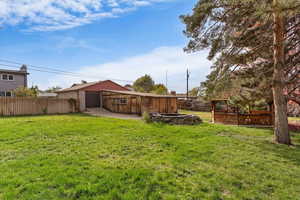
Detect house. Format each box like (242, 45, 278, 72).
(0, 65, 29, 97)
(37, 92, 58, 97)
(56, 80, 129, 111)
(124, 84, 134, 91)
(56, 80, 178, 114)
(102, 90, 178, 115)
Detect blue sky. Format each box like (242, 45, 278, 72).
(0, 0, 211, 92)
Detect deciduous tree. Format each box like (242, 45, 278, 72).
(133, 75, 155, 92)
(152, 84, 168, 95)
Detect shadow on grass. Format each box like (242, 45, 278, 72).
(256, 139, 300, 166)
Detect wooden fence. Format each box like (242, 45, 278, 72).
(0, 97, 76, 116)
(213, 111, 274, 126)
(211, 99, 274, 126)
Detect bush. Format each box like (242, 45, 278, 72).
(142, 112, 152, 123)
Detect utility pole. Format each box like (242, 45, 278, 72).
(165, 70, 168, 94)
(186, 68, 190, 99)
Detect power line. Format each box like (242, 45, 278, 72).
(0, 59, 133, 83)
(0, 63, 87, 78)
(0, 59, 83, 75)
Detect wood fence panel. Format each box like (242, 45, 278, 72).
(213, 111, 273, 126)
(0, 97, 76, 116)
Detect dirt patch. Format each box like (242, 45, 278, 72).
(84, 108, 141, 120)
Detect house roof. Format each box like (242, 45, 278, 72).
(56, 80, 128, 93)
(37, 92, 58, 97)
(102, 90, 179, 98)
(0, 69, 29, 75)
(57, 82, 98, 93)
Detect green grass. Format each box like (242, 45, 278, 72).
(179, 110, 212, 122)
(289, 117, 300, 123)
(0, 114, 300, 200)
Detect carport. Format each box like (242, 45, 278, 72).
(85, 91, 101, 108)
(56, 80, 129, 111)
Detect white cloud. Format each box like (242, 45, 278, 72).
(0, 0, 172, 31)
(45, 46, 212, 92)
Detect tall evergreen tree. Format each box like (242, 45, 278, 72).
(181, 0, 300, 144)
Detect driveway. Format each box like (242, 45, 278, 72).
(84, 108, 141, 120)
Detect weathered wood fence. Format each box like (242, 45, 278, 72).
(211, 100, 274, 126)
(0, 97, 76, 116)
(212, 111, 274, 126)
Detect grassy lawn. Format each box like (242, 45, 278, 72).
(0, 114, 300, 200)
(289, 117, 300, 123)
(179, 110, 212, 122)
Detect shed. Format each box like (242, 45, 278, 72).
(102, 90, 178, 115)
(56, 80, 129, 111)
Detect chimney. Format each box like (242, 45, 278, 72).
(20, 65, 28, 87)
(20, 64, 27, 72)
(171, 91, 176, 95)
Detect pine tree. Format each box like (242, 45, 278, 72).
(181, 0, 300, 144)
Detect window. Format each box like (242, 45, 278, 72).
(2, 74, 7, 80)
(0, 91, 13, 97)
(112, 98, 128, 105)
(119, 98, 128, 105)
(1, 74, 14, 81)
(6, 92, 12, 97)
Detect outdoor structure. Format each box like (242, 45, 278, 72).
(0, 65, 29, 97)
(56, 80, 129, 112)
(102, 90, 178, 115)
(211, 99, 274, 126)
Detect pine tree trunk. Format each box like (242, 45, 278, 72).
(272, 0, 291, 145)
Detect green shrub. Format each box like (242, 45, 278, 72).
(142, 111, 152, 123)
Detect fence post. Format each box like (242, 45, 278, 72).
(237, 107, 239, 126)
(211, 101, 215, 123)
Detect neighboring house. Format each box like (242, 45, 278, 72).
(124, 84, 134, 91)
(56, 80, 129, 111)
(0, 65, 29, 97)
(37, 92, 58, 97)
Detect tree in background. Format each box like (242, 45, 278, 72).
(189, 87, 201, 97)
(181, 0, 300, 144)
(133, 75, 155, 92)
(14, 86, 39, 97)
(152, 84, 168, 95)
